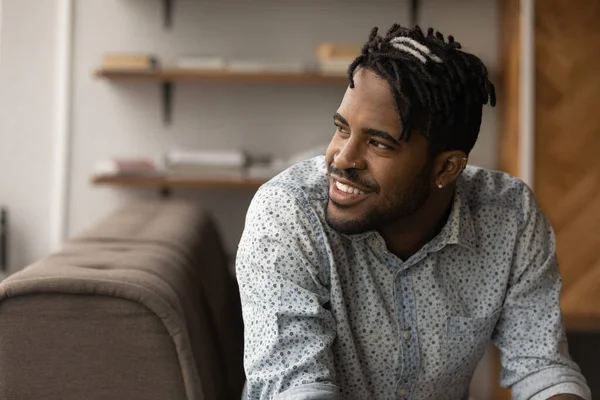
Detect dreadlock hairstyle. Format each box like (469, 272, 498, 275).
(347, 24, 496, 156)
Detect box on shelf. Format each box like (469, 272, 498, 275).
(315, 43, 361, 76)
(316, 43, 362, 61)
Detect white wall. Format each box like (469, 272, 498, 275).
(67, 0, 499, 256)
(0, 0, 59, 272)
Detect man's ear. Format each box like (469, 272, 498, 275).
(432, 151, 468, 189)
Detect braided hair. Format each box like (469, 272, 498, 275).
(347, 24, 496, 156)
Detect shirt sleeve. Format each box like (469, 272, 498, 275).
(236, 184, 339, 400)
(492, 185, 591, 400)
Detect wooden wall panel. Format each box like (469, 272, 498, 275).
(497, 0, 521, 178)
(496, 0, 600, 396)
(534, 0, 600, 298)
(495, 1, 522, 399)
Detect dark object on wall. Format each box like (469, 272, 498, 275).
(0, 207, 7, 272)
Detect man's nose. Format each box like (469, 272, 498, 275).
(333, 142, 363, 170)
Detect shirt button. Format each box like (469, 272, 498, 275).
(403, 330, 412, 340)
(399, 388, 407, 397)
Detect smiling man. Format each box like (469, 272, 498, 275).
(236, 25, 591, 400)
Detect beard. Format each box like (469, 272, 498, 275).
(325, 162, 433, 235)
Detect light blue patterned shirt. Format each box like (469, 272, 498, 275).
(236, 156, 590, 400)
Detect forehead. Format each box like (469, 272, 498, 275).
(337, 68, 401, 133)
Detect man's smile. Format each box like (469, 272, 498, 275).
(329, 177, 372, 207)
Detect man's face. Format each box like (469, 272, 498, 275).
(325, 68, 434, 235)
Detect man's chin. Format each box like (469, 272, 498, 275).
(325, 202, 371, 235)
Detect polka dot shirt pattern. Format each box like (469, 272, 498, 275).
(236, 156, 591, 400)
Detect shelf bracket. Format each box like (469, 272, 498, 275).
(163, 0, 174, 29)
(162, 81, 173, 125)
(410, 0, 420, 27)
(159, 186, 172, 198)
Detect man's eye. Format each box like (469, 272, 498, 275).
(335, 125, 350, 135)
(370, 140, 391, 150)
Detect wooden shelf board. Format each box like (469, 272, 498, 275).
(95, 68, 349, 85)
(92, 175, 267, 190)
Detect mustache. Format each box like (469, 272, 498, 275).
(327, 165, 380, 193)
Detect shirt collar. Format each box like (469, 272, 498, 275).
(437, 177, 477, 250)
(341, 176, 477, 251)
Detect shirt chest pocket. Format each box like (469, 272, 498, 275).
(445, 311, 500, 379)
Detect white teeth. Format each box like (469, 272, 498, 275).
(335, 181, 366, 195)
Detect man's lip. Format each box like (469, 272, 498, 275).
(330, 176, 371, 193)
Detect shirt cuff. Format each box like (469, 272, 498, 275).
(512, 366, 591, 400)
(529, 382, 591, 400)
(275, 383, 340, 400)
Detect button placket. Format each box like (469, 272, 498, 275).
(394, 270, 420, 400)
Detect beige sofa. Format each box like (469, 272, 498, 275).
(0, 199, 245, 400)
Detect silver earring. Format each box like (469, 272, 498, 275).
(353, 161, 357, 168)
(437, 183, 443, 189)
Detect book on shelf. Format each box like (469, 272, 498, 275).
(246, 160, 286, 180)
(164, 149, 247, 180)
(226, 59, 306, 74)
(167, 165, 245, 180)
(176, 56, 227, 71)
(94, 158, 164, 177)
(174, 56, 306, 74)
(101, 54, 159, 72)
(164, 149, 248, 168)
(245, 145, 328, 180)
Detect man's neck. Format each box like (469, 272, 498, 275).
(379, 186, 456, 261)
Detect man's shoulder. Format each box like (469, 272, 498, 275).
(258, 156, 329, 206)
(460, 165, 536, 223)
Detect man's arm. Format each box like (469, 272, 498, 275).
(491, 185, 591, 400)
(236, 185, 339, 400)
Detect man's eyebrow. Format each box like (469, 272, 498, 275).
(334, 113, 401, 145)
(365, 128, 401, 145)
(333, 113, 349, 126)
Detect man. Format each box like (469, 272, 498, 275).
(236, 24, 591, 400)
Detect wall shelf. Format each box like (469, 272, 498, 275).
(95, 68, 349, 85)
(92, 175, 267, 190)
